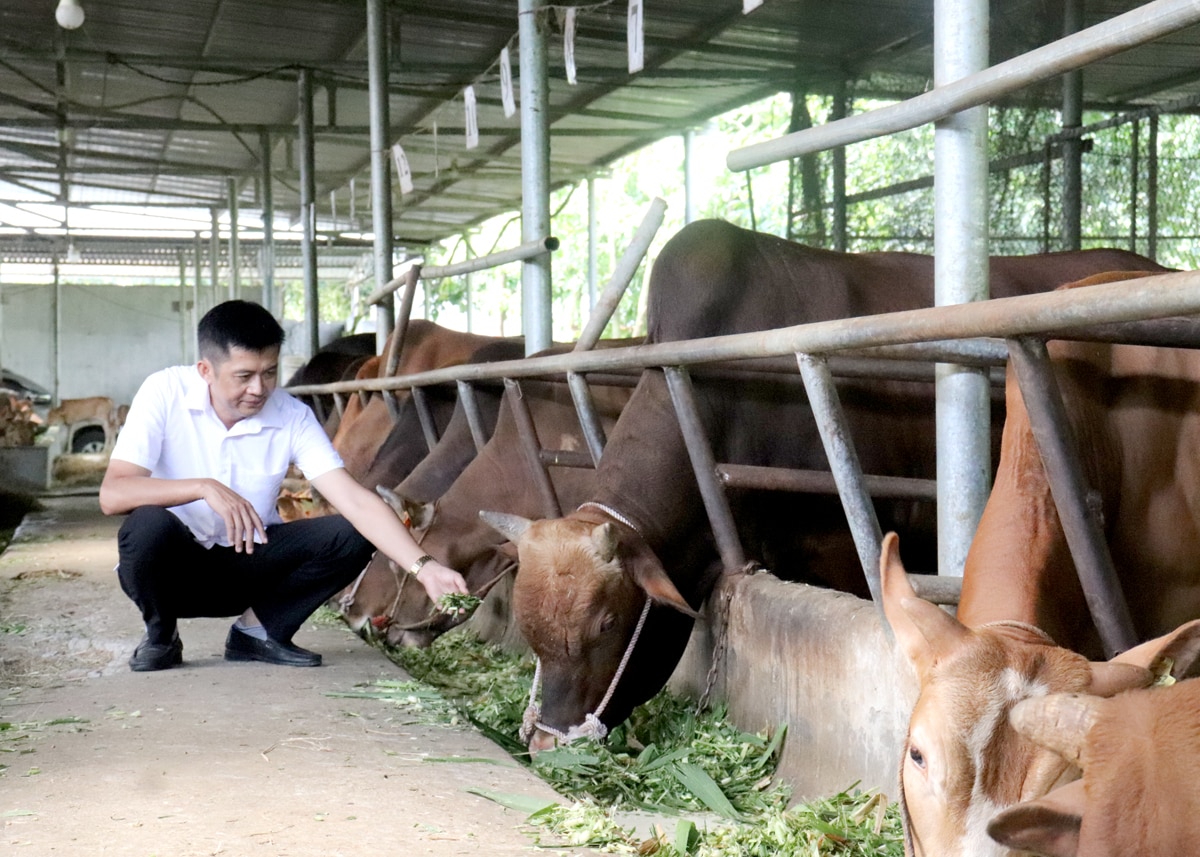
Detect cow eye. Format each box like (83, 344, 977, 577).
(599, 613, 615, 633)
(909, 745, 926, 770)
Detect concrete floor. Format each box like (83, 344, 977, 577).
(0, 495, 576, 857)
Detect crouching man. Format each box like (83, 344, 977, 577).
(100, 299, 467, 671)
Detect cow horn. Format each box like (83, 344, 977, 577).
(479, 510, 534, 542)
(1009, 693, 1103, 767)
(1085, 661, 1153, 697)
(590, 523, 620, 565)
(376, 484, 406, 517)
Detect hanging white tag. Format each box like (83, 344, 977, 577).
(500, 47, 516, 117)
(564, 8, 578, 85)
(627, 0, 644, 74)
(464, 85, 479, 149)
(349, 177, 357, 220)
(392, 142, 414, 195)
(743, 0, 763, 11)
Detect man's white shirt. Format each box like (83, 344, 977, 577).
(111, 365, 343, 548)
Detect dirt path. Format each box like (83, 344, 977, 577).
(0, 495, 575, 856)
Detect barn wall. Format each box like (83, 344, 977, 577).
(669, 572, 917, 802)
(1, 284, 346, 407)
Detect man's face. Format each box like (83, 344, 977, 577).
(198, 345, 280, 427)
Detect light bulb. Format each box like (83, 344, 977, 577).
(55, 0, 85, 30)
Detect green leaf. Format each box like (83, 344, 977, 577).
(465, 787, 557, 816)
(671, 762, 741, 820)
(637, 746, 691, 773)
(674, 818, 698, 853)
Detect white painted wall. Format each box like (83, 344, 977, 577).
(1, 283, 347, 408)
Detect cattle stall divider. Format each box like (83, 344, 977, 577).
(289, 270, 1200, 654)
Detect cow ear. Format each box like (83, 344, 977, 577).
(1110, 617, 1200, 681)
(880, 532, 969, 680)
(621, 537, 699, 619)
(590, 523, 620, 565)
(479, 510, 534, 543)
(404, 499, 437, 536)
(986, 780, 1084, 857)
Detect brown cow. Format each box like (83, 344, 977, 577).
(489, 219, 1169, 753)
(328, 321, 505, 483)
(48, 396, 118, 450)
(342, 371, 633, 648)
(988, 657, 1200, 857)
(884, 273, 1200, 856)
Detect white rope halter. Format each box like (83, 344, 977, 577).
(519, 501, 652, 745)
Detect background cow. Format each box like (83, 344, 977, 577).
(987, 656, 1200, 857)
(47, 395, 118, 450)
(495, 219, 1169, 752)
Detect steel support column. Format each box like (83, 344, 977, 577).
(831, 83, 847, 252)
(209, 208, 220, 308)
(227, 177, 240, 300)
(934, 0, 991, 577)
(367, 0, 395, 351)
(259, 131, 275, 312)
(684, 130, 698, 224)
(587, 177, 598, 310)
(1148, 114, 1159, 260)
(298, 68, 319, 359)
(193, 232, 202, 358)
(1061, 0, 1084, 250)
(519, 0, 552, 355)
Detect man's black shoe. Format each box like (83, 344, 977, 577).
(224, 626, 322, 667)
(129, 631, 183, 672)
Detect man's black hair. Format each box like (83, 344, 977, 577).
(197, 300, 285, 362)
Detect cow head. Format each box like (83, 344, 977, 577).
(987, 621, 1200, 857)
(482, 509, 698, 753)
(880, 532, 1158, 857)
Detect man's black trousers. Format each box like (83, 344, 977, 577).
(117, 506, 374, 645)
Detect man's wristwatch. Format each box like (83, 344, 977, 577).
(408, 554, 435, 576)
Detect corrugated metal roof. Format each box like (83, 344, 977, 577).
(1, 0, 1198, 256)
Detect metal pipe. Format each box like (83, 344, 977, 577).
(934, 0, 991, 577)
(587, 177, 598, 310)
(727, 0, 1200, 171)
(831, 83, 847, 252)
(363, 237, 558, 305)
(259, 130, 275, 312)
(456, 380, 490, 452)
(287, 270, 1200, 395)
(383, 265, 421, 377)
(1061, 0, 1084, 251)
(684, 130, 697, 224)
(1006, 336, 1137, 656)
(1148, 114, 1159, 260)
(298, 68, 319, 359)
(410, 386, 439, 451)
(796, 353, 886, 615)
(367, 0, 395, 351)
(209, 207, 220, 307)
(1129, 119, 1139, 253)
(519, 0, 552, 356)
(719, 463, 938, 500)
(575, 197, 666, 351)
(192, 231, 202, 358)
(52, 255, 60, 405)
(505, 378, 562, 518)
(227, 177, 240, 300)
(567, 371, 607, 465)
(179, 250, 188, 361)
(663, 366, 746, 571)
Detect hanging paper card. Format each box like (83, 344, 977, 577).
(564, 8, 578, 85)
(391, 142, 414, 194)
(500, 46, 516, 117)
(628, 0, 644, 74)
(464, 85, 479, 149)
(743, 0, 763, 11)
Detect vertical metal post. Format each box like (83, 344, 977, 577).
(1148, 114, 1159, 261)
(1061, 0, 1084, 250)
(178, 250, 188, 362)
(209, 208, 220, 309)
(684, 130, 698, 224)
(934, 0, 990, 577)
(227, 176, 240, 300)
(367, 0, 395, 351)
(587, 176, 598, 310)
(831, 82, 848, 252)
(298, 68, 319, 359)
(193, 231, 202, 358)
(464, 236, 474, 332)
(1007, 337, 1137, 657)
(796, 353, 886, 617)
(1129, 119, 1139, 254)
(259, 131, 275, 313)
(52, 255, 60, 405)
(519, 0, 552, 355)
(455, 380, 489, 452)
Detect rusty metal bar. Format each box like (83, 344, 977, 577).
(456, 380, 490, 453)
(333, 392, 345, 419)
(410, 386, 439, 452)
(363, 237, 558, 306)
(796, 353, 886, 616)
(719, 463, 938, 500)
(663, 366, 747, 572)
(384, 265, 421, 379)
(1006, 336, 1137, 656)
(504, 378, 562, 519)
(567, 371, 607, 466)
(539, 449, 595, 468)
